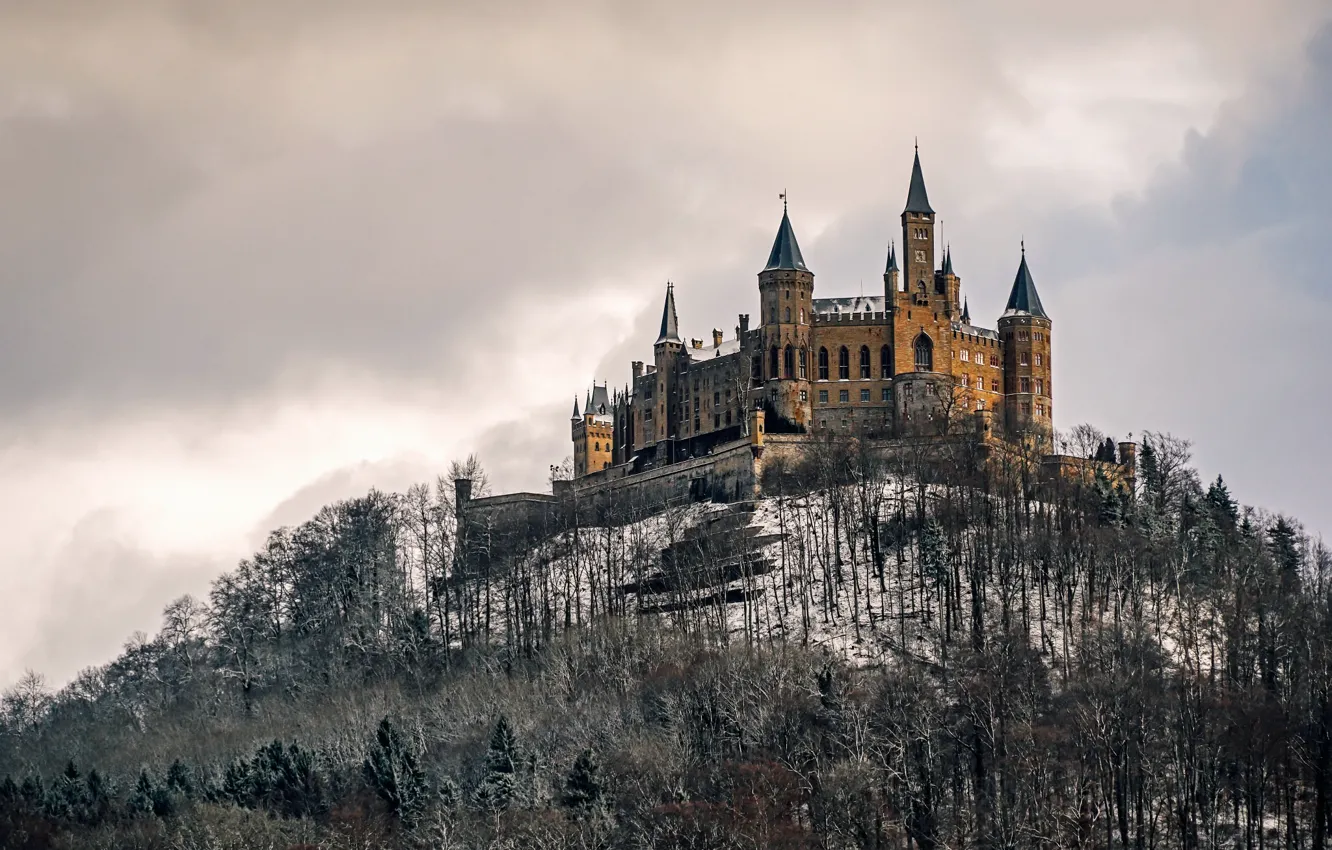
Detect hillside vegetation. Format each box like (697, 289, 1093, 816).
(2, 428, 1330, 850)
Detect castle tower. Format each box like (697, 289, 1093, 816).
(937, 245, 961, 318)
(883, 241, 900, 310)
(571, 386, 614, 477)
(757, 200, 814, 430)
(652, 283, 687, 456)
(901, 146, 937, 312)
(998, 244, 1053, 438)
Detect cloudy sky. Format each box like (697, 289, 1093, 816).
(2, 0, 1330, 689)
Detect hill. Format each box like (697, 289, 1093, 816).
(1, 428, 1328, 849)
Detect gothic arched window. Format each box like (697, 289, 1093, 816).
(838, 347, 850, 380)
(880, 345, 891, 379)
(818, 347, 829, 380)
(799, 347, 808, 379)
(769, 346, 779, 379)
(784, 345, 795, 379)
(914, 334, 933, 372)
(784, 307, 791, 322)
(859, 345, 871, 379)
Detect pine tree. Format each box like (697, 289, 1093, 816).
(129, 770, 172, 817)
(165, 759, 195, 800)
(1206, 475, 1239, 530)
(363, 717, 427, 823)
(1270, 516, 1302, 578)
(562, 749, 602, 813)
(476, 715, 520, 812)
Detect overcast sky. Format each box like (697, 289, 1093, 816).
(2, 0, 1330, 689)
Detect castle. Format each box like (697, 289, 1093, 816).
(570, 149, 1054, 482)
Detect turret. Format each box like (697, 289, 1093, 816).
(998, 243, 1053, 437)
(883, 241, 900, 309)
(650, 283, 686, 449)
(935, 244, 960, 317)
(901, 145, 937, 310)
(757, 198, 814, 430)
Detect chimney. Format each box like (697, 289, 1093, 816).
(712, 329, 724, 348)
(691, 338, 703, 350)
(739, 314, 750, 335)
(631, 361, 643, 378)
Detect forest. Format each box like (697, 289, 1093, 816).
(1, 425, 1330, 850)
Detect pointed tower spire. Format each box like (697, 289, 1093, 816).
(763, 205, 809, 272)
(904, 145, 934, 215)
(942, 244, 954, 275)
(885, 240, 899, 274)
(571, 396, 581, 421)
(961, 296, 971, 324)
(656, 282, 681, 344)
(1004, 242, 1048, 318)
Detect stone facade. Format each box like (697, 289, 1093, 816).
(570, 149, 1057, 481)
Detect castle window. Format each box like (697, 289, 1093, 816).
(1018, 330, 1030, 342)
(799, 390, 808, 402)
(770, 346, 779, 378)
(914, 334, 933, 372)
(818, 347, 829, 380)
(859, 346, 871, 379)
(594, 442, 599, 452)
(1036, 404, 1045, 417)
(714, 414, 720, 428)
(1020, 352, 1030, 366)
(839, 390, 850, 403)
(990, 354, 999, 366)
(977, 400, 985, 410)
(1035, 379, 1044, 394)
(819, 390, 828, 404)
(961, 349, 969, 363)
(880, 346, 891, 379)
(770, 305, 777, 323)
(1036, 353, 1044, 366)
(860, 389, 871, 403)
(785, 307, 791, 322)
(799, 308, 805, 324)
(784, 345, 795, 379)
(991, 379, 1000, 392)
(881, 388, 891, 402)
(838, 347, 850, 380)
(799, 347, 807, 379)
(1022, 403, 1031, 414)
(725, 410, 732, 425)
(713, 391, 720, 407)
(752, 356, 761, 380)
(1020, 377, 1031, 393)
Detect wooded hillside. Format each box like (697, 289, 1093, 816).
(2, 429, 1329, 850)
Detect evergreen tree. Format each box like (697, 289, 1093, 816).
(475, 715, 520, 812)
(562, 749, 602, 813)
(128, 770, 172, 817)
(1206, 475, 1239, 529)
(362, 717, 427, 823)
(1270, 516, 1303, 578)
(165, 759, 195, 801)
(918, 519, 947, 585)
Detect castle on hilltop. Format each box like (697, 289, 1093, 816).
(569, 149, 1054, 483)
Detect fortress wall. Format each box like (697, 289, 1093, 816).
(559, 438, 760, 520)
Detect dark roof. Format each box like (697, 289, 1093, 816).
(571, 397, 580, 420)
(1004, 247, 1048, 318)
(885, 241, 898, 274)
(960, 297, 970, 324)
(763, 207, 809, 272)
(588, 384, 611, 416)
(904, 148, 934, 215)
(656, 282, 681, 344)
(942, 245, 954, 275)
